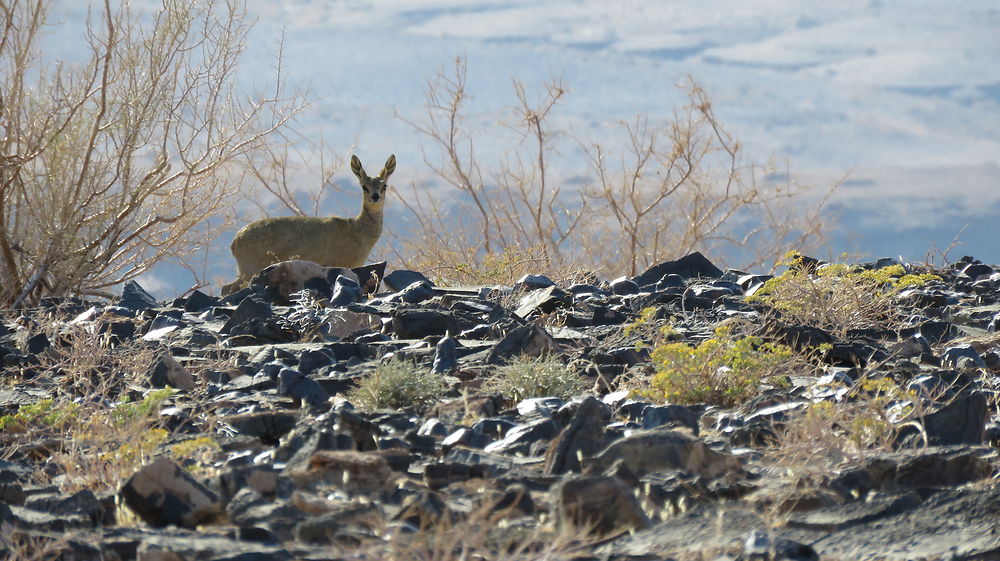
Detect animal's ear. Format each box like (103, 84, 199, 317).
(379, 154, 396, 180)
(350, 155, 368, 181)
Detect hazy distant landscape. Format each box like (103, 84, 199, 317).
(50, 0, 1000, 295)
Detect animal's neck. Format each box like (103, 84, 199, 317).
(355, 204, 383, 225)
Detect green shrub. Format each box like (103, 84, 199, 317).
(486, 354, 588, 403)
(347, 359, 447, 411)
(747, 252, 941, 337)
(0, 399, 80, 433)
(170, 436, 223, 477)
(637, 324, 794, 407)
(111, 388, 176, 425)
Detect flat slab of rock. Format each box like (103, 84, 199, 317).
(136, 531, 293, 561)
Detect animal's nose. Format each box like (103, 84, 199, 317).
(371, 193, 380, 202)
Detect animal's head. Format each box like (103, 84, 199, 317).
(351, 154, 396, 209)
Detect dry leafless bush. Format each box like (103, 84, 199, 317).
(581, 80, 834, 275)
(388, 57, 833, 281)
(0, 0, 303, 306)
(0, 528, 71, 561)
(246, 127, 351, 219)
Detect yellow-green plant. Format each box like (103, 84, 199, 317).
(347, 359, 448, 411)
(0, 316, 198, 492)
(111, 388, 176, 425)
(99, 428, 169, 470)
(0, 399, 81, 433)
(748, 252, 941, 337)
(638, 324, 794, 406)
(170, 436, 223, 477)
(623, 306, 681, 350)
(1, 387, 179, 492)
(486, 354, 588, 403)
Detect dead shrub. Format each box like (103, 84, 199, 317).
(387, 57, 833, 280)
(0, 0, 302, 305)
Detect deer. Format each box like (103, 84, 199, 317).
(222, 154, 396, 295)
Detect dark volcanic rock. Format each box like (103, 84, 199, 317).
(544, 396, 609, 475)
(394, 280, 436, 304)
(432, 335, 458, 373)
(631, 251, 724, 287)
(7, 251, 1000, 561)
(137, 532, 293, 561)
(901, 391, 988, 446)
(743, 530, 818, 561)
(147, 352, 195, 390)
(330, 274, 363, 307)
(183, 289, 219, 312)
(221, 296, 273, 334)
(120, 457, 223, 528)
(554, 475, 652, 536)
(383, 269, 433, 292)
(484, 417, 560, 456)
(118, 280, 158, 311)
(222, 411, 298, 444)
(486, 324, 558, 364)
(640, 404, 701, 434)
(514, 285, 571, 318)
(391, 309, 453, 338)
(585, 429, 743, 479)
(277, 368, 330, 410)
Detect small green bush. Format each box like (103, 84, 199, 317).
(0, 399, 80, 433)
(747, 252, 941, 337)
(111, 388, 176, 425)
(347, 359, 447, 411)
(486, 354, 588, 403)
(637, 324, 794, 407)
(99, 427, 169, 468)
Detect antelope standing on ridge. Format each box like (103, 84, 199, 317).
(222, 154, 396, 294)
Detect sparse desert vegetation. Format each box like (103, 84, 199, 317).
(0, 2, 998, 561)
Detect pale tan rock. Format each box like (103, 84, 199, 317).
(585, 428, 743, 479)
(288, 450, 395, 492)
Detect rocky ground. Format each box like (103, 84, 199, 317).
(1, 252, 998, 561)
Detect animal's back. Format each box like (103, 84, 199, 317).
(231, 215, 377, 274)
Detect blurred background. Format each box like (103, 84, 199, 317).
(44, 0, 1000, 297)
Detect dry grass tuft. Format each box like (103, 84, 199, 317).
(485, 353, 589, 403)
(347, 359, 448, 411)
(763, 373, 936, 488)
